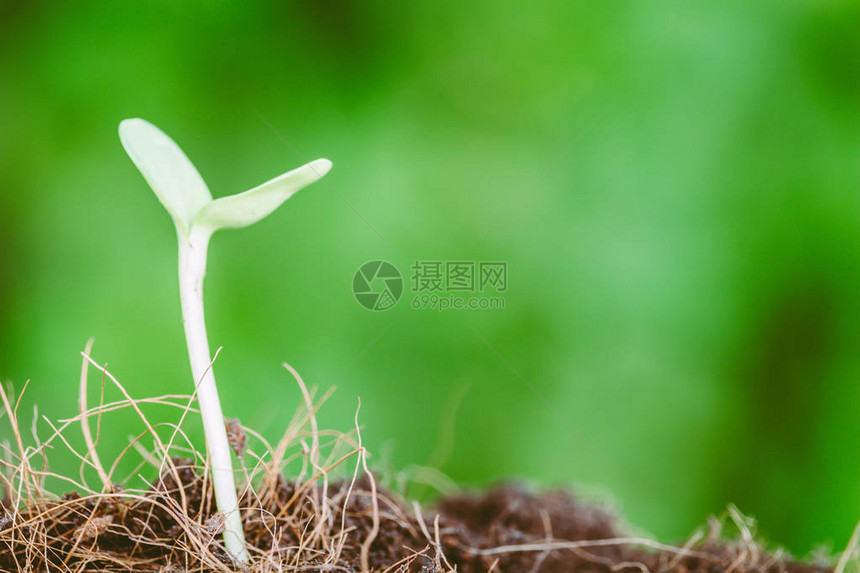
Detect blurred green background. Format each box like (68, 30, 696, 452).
(1, 0, 859, 556)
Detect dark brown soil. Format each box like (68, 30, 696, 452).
(0, 460, 832, 573)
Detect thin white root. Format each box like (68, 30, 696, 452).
(78, 338, 111, 491)
(357, 398, 380, 573)
(836, 519, 860, 573)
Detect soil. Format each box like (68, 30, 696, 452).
(0, 459, 832, 573)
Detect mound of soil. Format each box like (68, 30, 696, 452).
(0, 460, 831, 573)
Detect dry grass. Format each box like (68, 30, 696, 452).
(0, 343, 852, 573)
(0, 344, 407, 572)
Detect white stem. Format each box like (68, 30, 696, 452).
(178, 226, 249, 563)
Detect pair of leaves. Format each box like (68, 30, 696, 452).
(119, 118, 331, 237)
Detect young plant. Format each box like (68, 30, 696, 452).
(119, 118, 331, 563)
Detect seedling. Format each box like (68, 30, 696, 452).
(119, 118, 331, 563)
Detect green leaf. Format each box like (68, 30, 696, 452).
(194, 158, 332, 231)
(119, 119, 212, 235)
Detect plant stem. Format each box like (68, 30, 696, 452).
(178, 226, 249, 563)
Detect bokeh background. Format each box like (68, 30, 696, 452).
(1, 0, 859, 556)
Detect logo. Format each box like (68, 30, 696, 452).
(352, 261, 403, 311)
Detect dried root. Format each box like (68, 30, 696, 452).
(0, 346, 848, 572)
